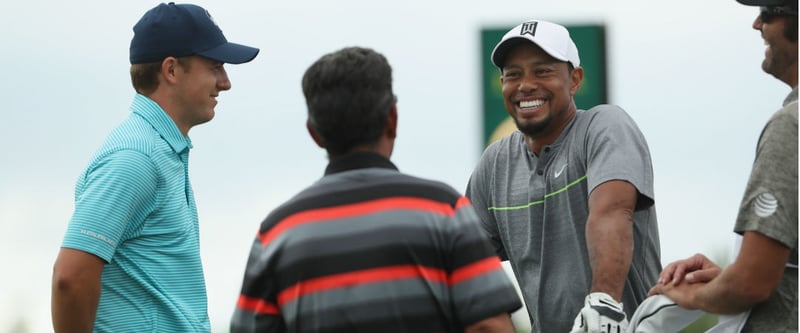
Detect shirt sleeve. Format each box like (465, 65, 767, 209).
(584, 106, 656, 210)
(448, 196, 522, 326)
(231, 232, 286, 333)
(61, 149, 158, 262)
(735, 106, 798, 254)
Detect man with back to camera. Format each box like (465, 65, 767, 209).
(465, 20, 662, 333)
(630, 0, 798, 331)
(50, 3, 258, 332)
(230, 46, 522, 333)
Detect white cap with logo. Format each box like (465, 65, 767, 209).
(491, 20, 580, 69)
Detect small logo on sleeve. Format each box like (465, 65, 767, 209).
(80, 229, 117, 247)
(753, 192, 778, 217)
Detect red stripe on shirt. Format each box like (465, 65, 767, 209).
(449, 257, 503, 285)
(277, 264, 448, 306)
(259, 197, 455, 246)
(236, 294, 281, 315)
(455, 196, 473, 210)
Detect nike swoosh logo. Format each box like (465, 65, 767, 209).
(554, 164, 568, 178)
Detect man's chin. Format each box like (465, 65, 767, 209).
(515, 119, 548, 137)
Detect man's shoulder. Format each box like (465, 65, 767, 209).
(581, 104, 630, 121)
(80, 116, 165, 176)
(98, 115, 159, 154)
(394, 172, 463, 200)
(341, 169, 465, 207)
(585, 104, 625, 113)
(775, 99, 798, 121)
(763, 100, 798, 139)
(260, 171, 464, 230)
(762, 88, 797, 132)
(574, 104, 643, 136)
(95, 117, 163, 159)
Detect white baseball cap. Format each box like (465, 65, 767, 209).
(491, 20, 580, 69)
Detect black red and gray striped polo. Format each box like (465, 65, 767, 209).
(231, 152, 521, 333)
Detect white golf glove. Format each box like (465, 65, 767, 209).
(569, 292, 629, 333)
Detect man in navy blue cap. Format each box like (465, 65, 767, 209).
(51, 3, 259, 332)
(627, 0, 797, 332)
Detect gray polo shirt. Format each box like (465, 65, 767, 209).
(735, 88, 798, 332)
(467, 105, 662, 333)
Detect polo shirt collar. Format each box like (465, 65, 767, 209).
(130, 94, 193, 154)
(324, 152, 398, 176)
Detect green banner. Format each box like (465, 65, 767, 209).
(481, 23, 608, 146)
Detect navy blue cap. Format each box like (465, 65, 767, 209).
(737, 0, 796, 6)
(130, 2, 259, 64)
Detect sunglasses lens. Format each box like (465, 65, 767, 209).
(760, 6, 798, 22)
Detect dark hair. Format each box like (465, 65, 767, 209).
(129, 57, 192, 96)
(785, 13, 798, 41)
(302, 47, 396, 156)
(130, 61, 162, 95)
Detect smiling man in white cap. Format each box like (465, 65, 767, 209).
(640, 0, 798, 332)
(465, 20, 662, 333)
(51, 3, 258, 332)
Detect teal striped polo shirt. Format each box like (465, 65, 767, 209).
(62, 94, 210, 332)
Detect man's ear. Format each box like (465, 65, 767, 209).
(306, 120, 325, 148)
(160, 56, 180, 84)
(499, 68, 505, 86)
(569, 66, 584, 97)
(385, 104, 397, 139)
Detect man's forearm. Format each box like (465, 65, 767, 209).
(693, 271, 761, 314)
(586, 215, 633, 301)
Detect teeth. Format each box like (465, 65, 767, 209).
(519, 100, 544, 108)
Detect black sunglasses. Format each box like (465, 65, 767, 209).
(760, 6, 798, 23)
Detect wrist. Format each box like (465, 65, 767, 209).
(589, 288, 622, 302)
(588, 292, 623, 307)
(586, 292, 626, 319)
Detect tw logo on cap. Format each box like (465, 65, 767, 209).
(520, 21, 538, 36)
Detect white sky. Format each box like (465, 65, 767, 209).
(0, 0, 790, 331)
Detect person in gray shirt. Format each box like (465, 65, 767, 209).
(465, 19, 662, 333)
(642, 0, 798, 332)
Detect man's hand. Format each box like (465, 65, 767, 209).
(646, 279, 706, 310)
(569, 292, 628, 333)
(656, 253, 721, 286)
